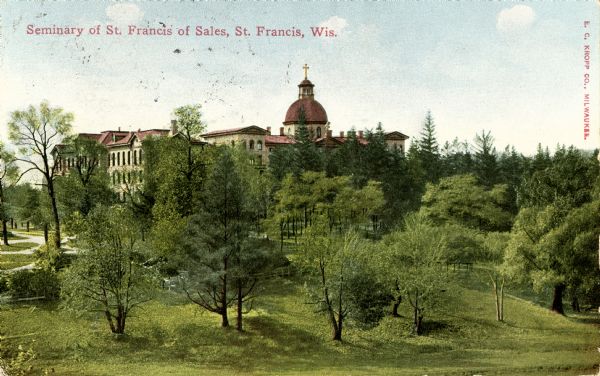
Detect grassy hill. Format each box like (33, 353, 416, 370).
(0, 269, 598, 375)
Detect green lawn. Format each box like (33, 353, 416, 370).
(0, 272, 598, 375)
(0, 242, 39, 253)
(0, 253, 36, 270)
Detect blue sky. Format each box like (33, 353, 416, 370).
(0, 1, 598, 154)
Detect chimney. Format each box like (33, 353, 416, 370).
(358, 130, 364, 138)
(267, 126, 272, 135)
(340, 131, 345, 138)
(280, 127, 284, 136)
(170, 119, 178, 135)
(327, 130, 332, 138)
(118, 126, 121, 132)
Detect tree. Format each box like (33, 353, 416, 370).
(61, 205, 156, 334)
(482, 232, 510, 321)
(473, 130, 498, 188)
(381, 214, 449, 335)
(0, 144, 18, 245)
(171, 104, 207, 216)
(8, 102, 73, 249)
(420, 174, 513, 232)
(12, 184, 51, 239)
(56, 136, 113, 219)
(497, 146, 527, 214)
(182, 147, 268, 330)
(295, 222, 364, 341)
(416, 111, 441, 182)
(441, 138, 474, 177)
(509, 146, 599, 314)
(293, 107, 323, 174)
(505, 201, 600, 314)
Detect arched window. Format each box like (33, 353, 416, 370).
(122, 152, 125, 166)
(128, 151, 131, 165)
(117, 152, 120, 166)
(117, 173, 121, 184)
(139, 149, 143, 164)
(249, 140, 254, 150)
(133, 150, 137, 165)
(287, 128, 292, 135)
(316, 127, 322, 138)
(112, 172, 115, 185)
(112, 153, 115, 166)
(128, 172, 131, 183)
(257, 141, 263, 151)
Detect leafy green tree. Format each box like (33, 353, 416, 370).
(381, 214, 449, 335)
(268, 145, 298, 181)
(0, 144, 18, 245)
(482, 232, 510, 321)
(11, 185, 51, 238)
(8, 102, 73, 249)
(420, 174, 513, 232)
(182, 148, 274, 330)
(518, 146, 598, 209)
(295, 223, 366, 341)
(293, 108, 323, 174)
(506, 200, 600, 314)
(473, 130, 498, 188)
(55, 136, 113, 219)
(441, 138, 474, 177)
(61, 205, 156, 334)
(416, 111, 441, 182)
(497, 146, 527, 214)
(509, 146, 598, 314)
(171, 104, 207, 216)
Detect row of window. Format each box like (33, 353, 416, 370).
(110, 149, 143, 167)
(231, 139, 264, 151)
(112, 170, 143, 185)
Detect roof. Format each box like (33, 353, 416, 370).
(284, 98, 328, 125)
(385, 131, 409, 140)
(202, 125, 268, 138)
(298, 79, 314, 87)
(265, 135, 295, 145)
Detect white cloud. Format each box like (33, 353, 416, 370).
(318, 16, 348, 35)
(496, 5, 535, 33)
(106, 3, 144, 25)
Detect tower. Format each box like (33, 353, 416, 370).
(283, 64, 330, 139)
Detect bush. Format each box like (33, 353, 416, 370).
(346, 267, 392, 328)
(9, 269, 60, 300)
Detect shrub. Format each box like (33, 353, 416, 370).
(9, 269, 60, 300)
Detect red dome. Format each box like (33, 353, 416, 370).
(284, 98, 328, 125)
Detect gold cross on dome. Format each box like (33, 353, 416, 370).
(303, 64, 309, 79)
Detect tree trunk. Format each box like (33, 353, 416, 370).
(392, 295, 402, 317)
(43, 224, 49, 244)
(499, 277, 505, 321)
(551, 284, 565, 314)
(26, 221, 30, 232)
(114, 305, 126, 334)
(236, 281, 243, 332)
(221, 256, 229, 328)
(571, 294, 580, 312)
(105, 310, 116, 333)
(47, 179, 62, 250)
(2, 220, 8, 246)
(413, 290, 423, 335)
